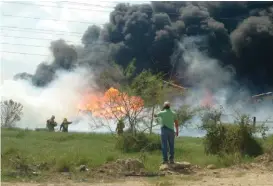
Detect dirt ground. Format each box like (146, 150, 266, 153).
(2, 167, 273, 186)
(2, 155, 273, 186)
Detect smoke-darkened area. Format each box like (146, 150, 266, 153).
(15, 1, 273, 93)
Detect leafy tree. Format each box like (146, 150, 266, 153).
(131, 70, 171, 134)
(1, 99, 23, 128)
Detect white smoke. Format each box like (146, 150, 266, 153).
(0, 67, 97, 130)
(173, 36, 273, 134)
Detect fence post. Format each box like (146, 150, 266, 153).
(253, 116, 256, 127)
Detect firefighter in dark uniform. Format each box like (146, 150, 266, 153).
(46, 115, 57, 132)
(116, 119, 125, 135)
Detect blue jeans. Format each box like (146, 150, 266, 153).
(160, 126, 175, 162)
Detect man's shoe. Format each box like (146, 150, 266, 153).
(169, 160, 175, 164)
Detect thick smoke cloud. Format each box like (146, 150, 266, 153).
(15, 39, 77, 87)
(231, 16, 273, 91)
(15, 1, 273, 93)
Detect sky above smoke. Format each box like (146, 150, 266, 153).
(1, 1, 147, 82)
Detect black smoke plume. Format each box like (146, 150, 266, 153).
(15, 1, 273, 93)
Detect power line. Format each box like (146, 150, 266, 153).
(1, 51, 50, 57)
(59, 0, 145, 5)
(1, 49, 110, 57)
(1, 1, 114, 12)
(53, 1, 116, 8)
(2, 14, 252, 30)
(1, 42, 109, 49)
(1, 35, 111, 47)
(2, 13, 262, 31)
(1, 35, 76, 43)
(1, 1, 253, 20)
(2, 1, 270, 22)
(1, 28, 82, 37)
(1, 42, 49, 48)
(0, 26, 84, 35)
(2, 14, 105, 25)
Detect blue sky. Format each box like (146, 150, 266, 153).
(0, 0, 148, 83)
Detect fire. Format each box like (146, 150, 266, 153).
(200, 89, 214, 108)
(78, 87, 144, 119)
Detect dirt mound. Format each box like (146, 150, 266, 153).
(95, 158, 144, 174)
(91, 158, 162, 178)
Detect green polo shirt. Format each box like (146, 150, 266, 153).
(156, 109, 177, 130)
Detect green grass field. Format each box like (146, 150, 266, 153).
(1, 128, 272, 182)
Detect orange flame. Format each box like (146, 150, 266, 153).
(78, 87, 144, 119)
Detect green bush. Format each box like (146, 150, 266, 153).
(201, 109, 264, 157)
(115, 132, 161, 153)
(204, 124, 263, 156)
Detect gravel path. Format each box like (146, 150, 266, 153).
(2, 171, 273, 186)
(2, 165, 273, 186)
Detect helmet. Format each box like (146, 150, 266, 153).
(63, 118, 67, 122)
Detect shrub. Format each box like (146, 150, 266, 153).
(115, 132, 161, 153)
(201, 108, 264, 157)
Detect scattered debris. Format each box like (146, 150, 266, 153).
(36, 162, 49, 170)
(91, 158, 164, 177)
(207, 164, 217, 169)
(79, 165, 89, 172)
(172, 161, 191, 169)
(159, 164, 169, 171)
(159, 161, 195, 175)
(61, 172, 72, 179)
(32, 171, 40, 176)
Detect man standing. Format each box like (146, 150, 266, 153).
(155, 102, 179, 164)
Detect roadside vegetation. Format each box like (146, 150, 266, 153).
(1, 62, 272, 182)
(1, 127, 272, 182)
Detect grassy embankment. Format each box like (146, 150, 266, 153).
(1, 128, 273, 182)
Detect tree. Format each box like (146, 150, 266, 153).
(1, 99, 23, 128)
(131, 70, 172, 134)
(97, 87, 145, 134)
(175, 104, 199, 127)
